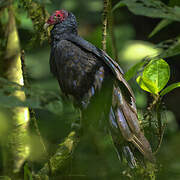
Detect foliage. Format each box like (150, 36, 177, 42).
(114, 0, 180, 97)
(0, 0, 180, 179)
(136, 59, 170, 95)
(114, 0, 180, 178)
(113, 0, 180, 21)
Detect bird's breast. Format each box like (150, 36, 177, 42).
(56, 46, 104, 102)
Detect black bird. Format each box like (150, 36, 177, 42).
(44, 10, 155, 166)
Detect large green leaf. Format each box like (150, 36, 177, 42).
(113, 0, 180, 22)
(160, 82, 180, 96)
(136, 59, 170, 94)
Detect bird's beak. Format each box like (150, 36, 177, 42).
(44, 23, 50, 30)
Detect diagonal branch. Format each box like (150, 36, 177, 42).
(33, 131, 79, 179)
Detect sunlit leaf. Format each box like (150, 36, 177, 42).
(160, 82, 180, 96)
(136, 59, 170, 94)
(148, 19, 173, 38)
(136, 76, 158, 94)
(124, 60, 146, 81)
(113, 0, 180, 22)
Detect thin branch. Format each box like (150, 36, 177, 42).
(144, 95, 165, 154)
(153, 124, 166, 155)
(108, 0, 118, 61)
(102, 0, 109, 51)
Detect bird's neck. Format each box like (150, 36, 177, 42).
(50, 23, 78, 48)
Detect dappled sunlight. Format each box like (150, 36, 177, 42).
(120, 41, 161, 62)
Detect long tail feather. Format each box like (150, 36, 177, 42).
(131, 133, 155, 163)
(111, 86, 155, 163)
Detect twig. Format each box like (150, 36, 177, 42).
(154, 124, 166, 155)
(20, 50, 28, 87)
(144, 94, 159, 127)
(108, 0, 118, 61)
(144, 95, 165, 154)
(102, 0, 109, 51)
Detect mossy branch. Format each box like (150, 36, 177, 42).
(33, 131, 79, 180)
(19, 0, 50, 45)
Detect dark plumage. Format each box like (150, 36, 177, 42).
(45, 10, 155, 166)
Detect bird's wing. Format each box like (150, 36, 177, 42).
(52, 39, 112, 105)
(65, 35, 135, 100)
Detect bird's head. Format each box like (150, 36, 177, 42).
(44, 10, 78, 42)
(44, 10, 70, 29)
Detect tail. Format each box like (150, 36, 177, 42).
(131, 132, 155, 163)
(110, 86, 155, 164)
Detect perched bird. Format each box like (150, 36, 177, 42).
(44, 10, 155, 166)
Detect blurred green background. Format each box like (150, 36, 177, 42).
(11, 0, 180, 179)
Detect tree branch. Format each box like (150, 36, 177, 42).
(33, 131, 79, 179)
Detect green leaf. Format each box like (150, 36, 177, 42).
(136, 76, 158, 94)
(24, 163, 33, 180)
(148, 19, 173, 38)
(112, 2, 126, 11)
(113, 0, 180, 22)
(124, 60, 146, 81)
(160, 82, 180, 96)
(157, 37, 180, 58)
(136, 59, 170, 94)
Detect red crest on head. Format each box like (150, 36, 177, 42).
(47, 10, 69, 25)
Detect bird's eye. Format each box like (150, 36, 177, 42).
(57, 14, 60, 17)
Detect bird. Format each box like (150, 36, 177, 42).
(44, 9, 155, 166)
